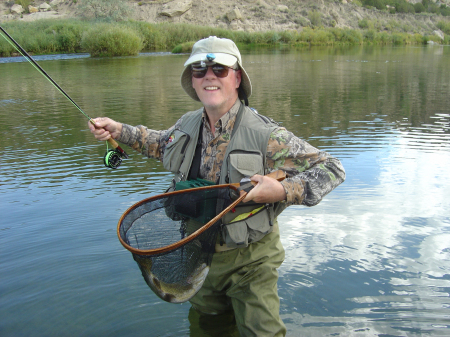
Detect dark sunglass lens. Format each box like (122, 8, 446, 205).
(192, 67, 207, 78)
(212, 65, 229, 77)
(191, 65, 230, 78)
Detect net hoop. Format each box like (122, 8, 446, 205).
(117, 183, 245, 256)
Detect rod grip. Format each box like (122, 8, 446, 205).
(107, 137, 120, 149)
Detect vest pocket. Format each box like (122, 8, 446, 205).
(163, 129, 191, 173)
(222, 206, 273, 248)
(227, 151, 264, 183)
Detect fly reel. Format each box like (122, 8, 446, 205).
(104, 149, 123, 169)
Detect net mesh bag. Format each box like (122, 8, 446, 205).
(118, 185, 238, 303)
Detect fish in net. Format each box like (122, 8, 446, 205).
(117, 171, 286, 303)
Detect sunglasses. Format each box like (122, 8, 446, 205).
(191, 64, 235, 79)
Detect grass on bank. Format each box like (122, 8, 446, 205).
(0, 19, 448, 58)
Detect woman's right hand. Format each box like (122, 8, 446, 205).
(88, 117, 123, 142)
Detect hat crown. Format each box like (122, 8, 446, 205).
(189, 36, 242, 65)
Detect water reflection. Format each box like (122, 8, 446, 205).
(1, 46, 450, 336)
(278, 119, 450, 334)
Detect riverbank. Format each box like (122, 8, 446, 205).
(1, 18, 449, 58)
(2, 0, 450, 34)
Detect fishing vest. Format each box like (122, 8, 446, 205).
(163, 102, 286, 248)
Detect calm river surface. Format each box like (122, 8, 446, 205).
(1, 45, 450, 336)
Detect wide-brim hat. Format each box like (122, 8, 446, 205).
(180, 36, 252, 102)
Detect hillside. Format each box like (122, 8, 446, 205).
(1, 0, 449, 38)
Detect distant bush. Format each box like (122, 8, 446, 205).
(0, 35, 15, 56)
(308, 10, 322, 28)
(363, 29, 376, 41)
(81, 24, 143, 57)
(437, 21, 450, 34)
(360, 0, 449, 15)
(427, 3, 440, 14)
(0, 19, 85, 56)
(172, 41, 195, 53)
(395, 1, 415, 13)
(359, 19, 369, 29)
(279, 30, 299, 43)
(363, 0, 386, 10)
(310, 29, 335, 45)
(440, 5, 450, 16)
(0, 19, 437, 58)
(44, 21, 85, 53)
(414, 3, 425, 13)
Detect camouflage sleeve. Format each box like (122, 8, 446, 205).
(116, 121, 180, 161)
(267, 128, 346, 206)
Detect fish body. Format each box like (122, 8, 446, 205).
(134, 256, 210, 303)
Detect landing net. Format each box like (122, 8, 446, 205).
(117, 185, 238, 303)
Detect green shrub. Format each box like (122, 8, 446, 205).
(279, 30, 299, 43)
(395, 2, 415, 13)
(437, 21, 450, 35)
(308, 10, 322, 28)
(0, 19, 434, 58)
(364, 0, 385, 10)
(376, 31, 390, 44)
(298, 27, 314, 43)
(359, 19, 369, 29)
(0, 37, 15, 56)
(44, 21, 85, 53)
(339, 28, 363, 44)
(440, 6, 450, 16)
(363, 29, 376, 41)
(172, 41, 195, 53)
(427, 3, 440, 13)
(391, 33, 406, 45)
(121, 21, 156, 50)
(265, 31, 281, 44)
(310, 29, 334, 45)
(294, 16, 310, 27)
(411, 33, 424, 44)
(414, 3, 425, 13)
(81, 24, 143, 57)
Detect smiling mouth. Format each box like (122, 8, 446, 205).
(205, 86, 219, 91)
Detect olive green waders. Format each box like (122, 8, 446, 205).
(189, 222, 286, 337)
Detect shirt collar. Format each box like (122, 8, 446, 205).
(201, 99, 241, 133)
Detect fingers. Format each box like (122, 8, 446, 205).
(242, 174, 286, 204)
(242, 174, 262, 203)
(88, 117, 122, 142)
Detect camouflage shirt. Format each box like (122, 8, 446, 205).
(117, 99, 345, 206)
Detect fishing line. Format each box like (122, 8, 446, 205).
(0, 25, 128, 167)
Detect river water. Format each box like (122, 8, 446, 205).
(1, 45, 449, 336)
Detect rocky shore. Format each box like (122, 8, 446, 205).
(1, 0, 449, 39)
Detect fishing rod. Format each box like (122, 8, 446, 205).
(0, 25, 128, 169)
